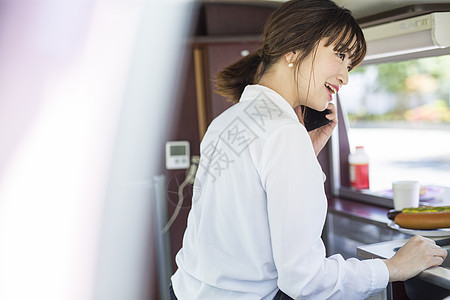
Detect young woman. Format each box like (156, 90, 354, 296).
(170, 0, 448, 299)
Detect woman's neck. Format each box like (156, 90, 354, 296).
(257, 61, 300, 108)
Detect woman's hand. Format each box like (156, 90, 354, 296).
(294, 103, 338, 156)
(383, 235, 448, 282)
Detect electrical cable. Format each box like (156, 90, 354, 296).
(162, 156, 200, 233)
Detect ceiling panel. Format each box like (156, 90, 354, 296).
(209, 0, 450, 19)
(333, 0, 450, 18)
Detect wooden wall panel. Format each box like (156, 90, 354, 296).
(205, 41, 262, 119)
(204, 3, 276, 35)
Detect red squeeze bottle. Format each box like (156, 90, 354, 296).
(349, 146, 370, 190)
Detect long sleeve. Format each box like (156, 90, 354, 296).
(260, 124, 389, 299)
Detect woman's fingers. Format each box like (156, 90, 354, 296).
(431, 245, 448, 263)
(325, 103, 337, 120)
(384, 235, 448, 282)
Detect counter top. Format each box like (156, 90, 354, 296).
(329, 195, 450, 292)
(357, 239, 450, 290)
(328, 197, 391, 226)
(328, 194, 450, 292)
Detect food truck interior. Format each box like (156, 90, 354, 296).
(158, 1, 450, 299)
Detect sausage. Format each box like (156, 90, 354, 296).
(387, 209, 402, 220)
(393, 206, 450, 230)
(395, 212, 450, 229)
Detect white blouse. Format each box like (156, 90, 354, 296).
(171, 85, 389, 299)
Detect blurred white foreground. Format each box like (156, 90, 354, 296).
(0, 0, 193, 299)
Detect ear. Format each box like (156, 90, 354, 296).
(284, 51, 297, 63)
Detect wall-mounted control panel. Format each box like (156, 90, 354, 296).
(165, 141, 190, 170)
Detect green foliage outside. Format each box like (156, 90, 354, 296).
(348, 55, 450, 123)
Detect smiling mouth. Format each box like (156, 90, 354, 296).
(325, 82, 338, 94)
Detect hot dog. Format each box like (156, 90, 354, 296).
(389, 206, 450, 230)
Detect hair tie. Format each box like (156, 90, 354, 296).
(258, 48, 268, 63)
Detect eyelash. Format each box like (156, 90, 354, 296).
(336, 53, 346, 61)
(336, 52, 352, 72)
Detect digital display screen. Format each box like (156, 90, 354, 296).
(170, 145, 186, 156)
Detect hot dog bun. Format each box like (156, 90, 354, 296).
(394, 206, 450, 230)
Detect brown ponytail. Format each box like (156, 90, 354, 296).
(214, 49, 266, 104)
(214, 0, 366, 104)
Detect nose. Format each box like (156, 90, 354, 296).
(338, 64, 349, 86)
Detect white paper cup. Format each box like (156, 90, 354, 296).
(392, 181, 420, 210)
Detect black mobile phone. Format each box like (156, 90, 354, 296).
(301, 106, 331, 131)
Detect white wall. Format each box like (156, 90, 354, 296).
(0, 0, 193, 299)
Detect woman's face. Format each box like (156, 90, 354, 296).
(296, 38, 354, 111)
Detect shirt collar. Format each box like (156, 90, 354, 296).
(240, 84, 299, 122)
